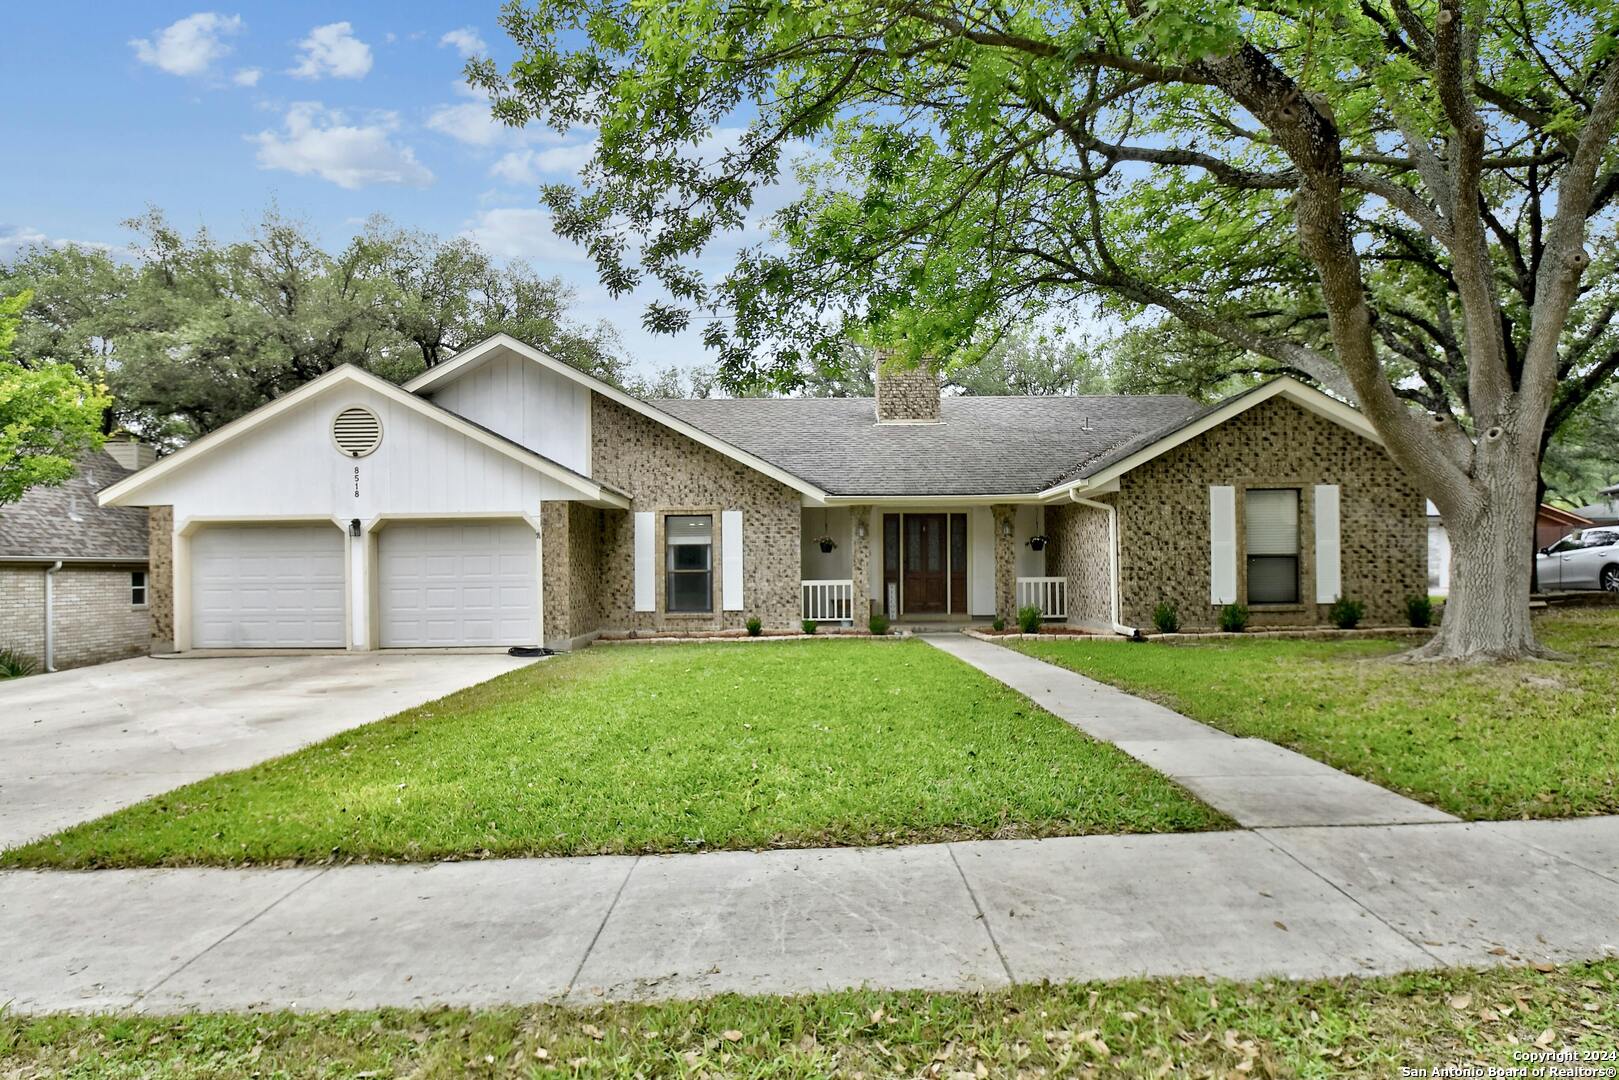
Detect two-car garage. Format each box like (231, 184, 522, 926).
(188, 520, 540, 650)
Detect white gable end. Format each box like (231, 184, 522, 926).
(127, 381, 576, 524)
(424, 347, 591, 475)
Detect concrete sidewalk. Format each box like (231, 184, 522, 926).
(924, 634, 1456, 827)
(3, 817, 1617, 1013)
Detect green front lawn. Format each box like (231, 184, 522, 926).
(2, 640, 1227, 869)
(4, 961, 1613, 1078)
(1011, 608, 1619, 820)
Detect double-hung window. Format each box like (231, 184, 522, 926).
(1245, 489, 1300, 604)
(131, 570, 149, 606)
(665, 514, 714, 612)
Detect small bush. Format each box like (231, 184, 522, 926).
(801, 619, 818, 635)
(868, 613, 890, 636)
(991, 616, 1005, 631)
(745, 617, 763, 637)
(1405, 594, 1434, 628)
(1329, 597, 1365, 629)
(1218, 603, 1250, 633)
(0, 649, 37, 679)
(1016, 605, 1043, 634)
(1152, 601, 1180, 634)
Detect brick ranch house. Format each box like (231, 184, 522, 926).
(1, 442, 155, 671)
(97, 334, 1425, 653)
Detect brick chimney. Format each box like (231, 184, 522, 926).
(874, 352, 941, 423)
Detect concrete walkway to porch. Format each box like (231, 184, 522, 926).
(924, 633, 1457, 828)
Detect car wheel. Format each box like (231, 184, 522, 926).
(1603, 565, 1619, 593)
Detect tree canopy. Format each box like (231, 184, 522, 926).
(1, 208, 629, 446)
(0, 290, 110, 505)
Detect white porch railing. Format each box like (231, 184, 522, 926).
(1016, 577, 1067, 620)
(801, 579, 854, 622)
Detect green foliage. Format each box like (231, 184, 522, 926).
(2, 641, 1224, 868)
(1329, 598, 1366, 630)
(867, 613, 889, 636)
(946, 328, 1111, 397)
(0, 649, 38, 679)
(1152, 601, 1181, 635)
(745, 616, 763, 637)
(0, 208, 625, 446)
(1406, 595, 1435, 629)
(1017, 605, 1043, 634)
(1218, 604, 1249, 633)
(0, 290, 110, 504)
(801, 619, 817, 635)
(991, 616, 1005, 631)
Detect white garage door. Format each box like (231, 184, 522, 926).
(191, 525, 346, 648)
(378, 521, 538, 647)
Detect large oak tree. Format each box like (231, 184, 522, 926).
(478, 0, 1619, 660)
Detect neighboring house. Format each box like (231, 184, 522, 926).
(98, 334, 1426, 652)
(1427, 503, 1595, 594)
(1572, 482, 1619, 527)
(1, 440, 155, 671)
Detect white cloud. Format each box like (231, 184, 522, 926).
(491, 142, 597, 185)
(0, 224, 48, 259)
(290, 22, 372, 80)
(460, 208, 589, 263)
(232, 67, 261, 87)
(439, 27, 487, 58)
(250, 103, 432, 189)
(425, 101, 509, 147)
(130, 12, 243, 77)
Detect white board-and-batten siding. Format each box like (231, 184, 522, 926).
(128, 382, 576, 524)
(424, 349, 591, 476)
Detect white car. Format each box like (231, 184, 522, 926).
(1537, 528, 1619, 592)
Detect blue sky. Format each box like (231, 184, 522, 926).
(1, 2, 717, 376)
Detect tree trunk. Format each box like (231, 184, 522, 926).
(1411, 451, 1549, 661)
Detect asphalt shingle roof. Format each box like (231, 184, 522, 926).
(653, 394, 1202, 496)
(0, 452, 149, 561)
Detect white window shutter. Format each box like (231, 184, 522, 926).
(1314, 484, 1342, 603)
(721, 509, 743, 610)
(1209, 485, 1237, 605)
(633, 511, 656, 611)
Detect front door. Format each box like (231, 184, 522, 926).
(902, 513, 949, 613)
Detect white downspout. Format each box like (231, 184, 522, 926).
(1067, 493, 1140, 638)
(43, 560, 63, 672)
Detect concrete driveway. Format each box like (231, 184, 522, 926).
(0, 652, 538, 851)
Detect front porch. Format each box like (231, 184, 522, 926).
(798, 505, 1067, 625)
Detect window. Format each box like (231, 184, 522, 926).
(665, 514, 713, 613)
(131, 571, 148, 606)
(1245, 489, 1300, 604)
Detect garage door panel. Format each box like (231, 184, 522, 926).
(192, 526, 346, 648)
(379, 521, 538, 647)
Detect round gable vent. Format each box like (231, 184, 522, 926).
(332, 406, 382, 457)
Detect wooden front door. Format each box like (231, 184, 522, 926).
(902, 514, 949, 613)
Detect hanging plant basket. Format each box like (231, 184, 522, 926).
(815, 536, 838, 553)
(1026, 534, 1049, 552)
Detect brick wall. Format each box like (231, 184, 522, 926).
(590, 394, 801, 631)
(148, 506, 174, 651)
(540, 499, 604, 645)
(0, 564, 151, 671)
(1113, 396, 1426, 629)
(1044, 501, 1113, 626)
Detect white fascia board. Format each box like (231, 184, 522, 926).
(407, 334, 830, 502)
(99, 364, 629, 510)
(815, 493, 1048, 507)
(1040, 378, 1383, 500)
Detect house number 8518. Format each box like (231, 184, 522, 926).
(353, 465, 361, 498)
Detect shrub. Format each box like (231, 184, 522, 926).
(990, 616, 1005, 631)
(745, 617, 763, 637)
(1405, 594, 1434, 628)
(1329, 597, 1365, 629)
(1152, 601, 1180, 634)
(1016, 605, 1043, 634)
(801, 619, 818, 635)
(868, 613, 890, 636)
(1218, 603, 1250, 633)
(0, 649, 37, 679)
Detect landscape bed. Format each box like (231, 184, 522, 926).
(2, 961, 1612, 1078)
(1009, 608, 1619, 820)
(0, 639, 1227, 869)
